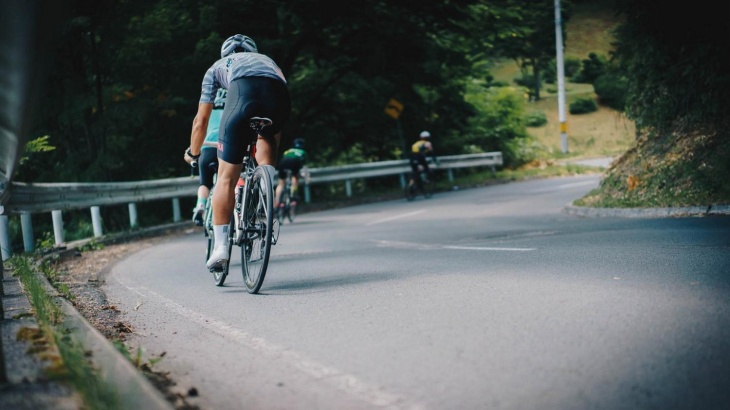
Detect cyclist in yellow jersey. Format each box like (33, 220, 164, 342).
(409, 130, 438, 180)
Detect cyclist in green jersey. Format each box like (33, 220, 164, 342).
(275, 138, 307, 208)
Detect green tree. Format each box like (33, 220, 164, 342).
(486, 0, 573, 101)
(612, 0, 730, 133)
(24, 0, 550, 183)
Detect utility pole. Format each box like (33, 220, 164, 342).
(554, 0, 568, 153)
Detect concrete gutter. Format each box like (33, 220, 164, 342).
(0, 223, 189, 409)
(563, 204, 730, 218)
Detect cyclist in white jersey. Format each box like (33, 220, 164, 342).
(184, 34, 291, 271)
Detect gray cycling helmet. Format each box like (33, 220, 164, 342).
(221, 34, 257, 58)
(293, 138, 305, 149)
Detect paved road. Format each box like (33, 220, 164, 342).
(105, 175, 730, 410)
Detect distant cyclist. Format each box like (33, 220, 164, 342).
(409, 130, 439, 182)
(183, 34, 291, 272)
(275, 138, 308, 208)
(192, 88, 227, 226)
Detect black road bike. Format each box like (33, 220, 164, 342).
(207, 117, 278, 293)
(405, 164, 434, 201)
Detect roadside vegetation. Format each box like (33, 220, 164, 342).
(8, 0, 728, 249)
(8, 254, 123, 410)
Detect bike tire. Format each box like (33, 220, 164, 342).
(405, 183, 416, 201)
(240, 166, 274, 294)
(287, 201, 296, 223)
(422, 179, 434, 199)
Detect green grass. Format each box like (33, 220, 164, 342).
(9, 255, 123, 410)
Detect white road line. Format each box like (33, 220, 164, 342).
(443, 245, 534, 252)
(113, 279, 423, 409)
(365, 209, 426, 226)
(374, 240, 534, 252)
(530, 180, 597, 193)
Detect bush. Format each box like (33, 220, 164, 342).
(524, 111, 548, 127)
(513, 74, 537, 89)
(569, 98, 598, 114)
(564, 57, 581, 78)
(542, 57, 581, 84)
(593, 72, 627, 110)
(572, 52, 607, 84)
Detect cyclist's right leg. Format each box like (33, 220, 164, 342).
(290, 175, 299, 201)
(274, 165, 288, 208)
(275, 177, 285, 208)
(207, 159, 242, 270)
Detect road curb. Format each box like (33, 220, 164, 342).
(563, 204, 730, 218)
(0, 223, 189, 409)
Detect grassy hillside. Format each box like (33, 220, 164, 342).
(491, 0, 634, 161)
(509, 0, 728, 208)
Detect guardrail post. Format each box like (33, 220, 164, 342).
(20, 212, 34, 252)
(400, 173, 407, 189)
(0, 215, 11, 261)
(128, 203, 138, 228)
(172, 198, 181, 222)
(304, 185, 311, 203)
(345, 180, 352, 197)
(91, 206, 103, 237)
(52, 210, 64, 245)
(447, 169, 454, 182)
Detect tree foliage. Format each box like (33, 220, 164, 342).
(18, 0, 572, 183)
(611, 0, 730, 133)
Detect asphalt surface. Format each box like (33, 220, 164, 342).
(1, 159, 728, 409)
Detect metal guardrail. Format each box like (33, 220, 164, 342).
(0, 152, 502, 259)
(3, 151, 502, 213)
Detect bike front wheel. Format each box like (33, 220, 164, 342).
(422, 179, 434, 199)
(240, 166, 274, 294)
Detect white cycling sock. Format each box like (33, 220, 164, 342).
(213, 224, 228, 249)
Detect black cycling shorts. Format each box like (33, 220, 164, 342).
(410, 153, 430, 173)
(218, 76, 291, 164)
(277, 157, 304, 179)
(197, 148, 218, 189)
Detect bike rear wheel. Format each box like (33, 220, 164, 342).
(241, 166, 274, 294)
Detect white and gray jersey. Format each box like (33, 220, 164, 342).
(199, 52, 287, 105)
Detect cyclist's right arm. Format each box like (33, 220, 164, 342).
(187, 62, 225, 164)
(187, 103, 213, 160)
